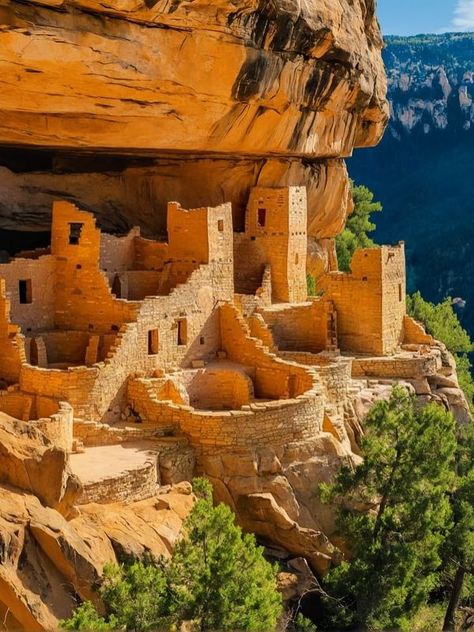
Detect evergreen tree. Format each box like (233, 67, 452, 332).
(61, 478, 282, 632)
(335, 182, 382, 272)
(442, 423, 474, 631)
(319, 387, 457, 631)
(169, 478, 282, 631)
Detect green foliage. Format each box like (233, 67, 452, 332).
(438, 422, 474, 627)
(319, 387, 457, 631)
(293, 613, 318, 631)
(407, 292, 473, 354)
(409, 603, 446, 632)
(61, 478, 282, 632)
(406, 293, 474, 625)
(335, 182, 382, 272)
(61, 601, 117, 631)
(169, 488, 282, 631)
(101, 560, 171, 632)
(407, 291, 474, 408)
(307, 273, 316, 297)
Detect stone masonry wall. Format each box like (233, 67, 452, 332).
(32, 402, 73, 452)
(352, 353, 441, 379)
(127, 377, 324, 457)
(51, 201, 139, 333)
(219, 303, 314, 400)
(77, 459, 158, 505)
(0, 255, 55, 333)
(234, 186, 307, 303)
(259, 300, 331, 354)
(319, 245, 405, 356)
(380, 244, 406, 354)
(247, 187, 307, 303)
(0, 280, 26, 383)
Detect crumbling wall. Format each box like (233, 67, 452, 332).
(100, 228, 139, 273)
(403, 315, 435, 346)
(259, 300, 334, 354)
(0, 255, 55, 332)
(32, 403, 73, 452)
(0, 280, 26, 383)
(219, 303, 313, 400)
(51, 201, 138, 333)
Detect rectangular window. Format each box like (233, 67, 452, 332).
(69, 222, 84, 245)
(217, 219, 224, 232)
(398, 283, 403, 302)
(257, 208, 266, 228)
(19, 279, 32, 304)
(177, 319, 188, 346)
(148, 329, 159, 355)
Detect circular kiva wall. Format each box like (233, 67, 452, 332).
(175, 387, 324, 456)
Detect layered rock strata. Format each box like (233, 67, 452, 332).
(0, 0, 388, 271)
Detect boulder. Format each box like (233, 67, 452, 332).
(0, 413, 80, 516)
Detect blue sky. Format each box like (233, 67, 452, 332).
(378, 0, 474, 35)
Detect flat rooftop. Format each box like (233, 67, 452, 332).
(69, 441, 158, 486)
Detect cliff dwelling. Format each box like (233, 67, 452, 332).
(1, 1, 472, 628)
(0, 184, 453, 504)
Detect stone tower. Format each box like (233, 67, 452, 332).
(244, 187, 308, 303)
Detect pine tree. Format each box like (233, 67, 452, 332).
(335, 182, 382, 272)
(442, 423, 474, 631)
(319, 387, 457, 630)
(61, 478, 282, 632)
(168, 478, 282, 631)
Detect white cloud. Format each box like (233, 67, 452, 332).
(451, 0, 474, 31)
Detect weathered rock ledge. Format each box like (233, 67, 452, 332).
(0, 0, 388, 270)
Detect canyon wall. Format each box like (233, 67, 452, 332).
(0, 0, 388, 264)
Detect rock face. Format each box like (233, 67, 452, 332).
(0, 0, 388, 270)
(1, 0, 387, 156)
(383, 34, 474, 137)
(0, 415, 194, 631)
(0, 413, 80, 516)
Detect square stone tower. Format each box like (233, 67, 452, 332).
(319, 244, 406, 356)
(245, 187, 307, 303)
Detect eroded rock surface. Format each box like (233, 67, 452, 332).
(0, 416, 194, 631)
(0, 0, 387, 272)
(1, 0, 387, 156)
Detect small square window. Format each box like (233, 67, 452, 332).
(217, 219, 224, 232)
(69, 222, 84, 245)
(148, 329, 159, 355)
(19, 279, 32, 304)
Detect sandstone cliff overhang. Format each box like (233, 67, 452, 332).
(1, 0, 388, 158)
